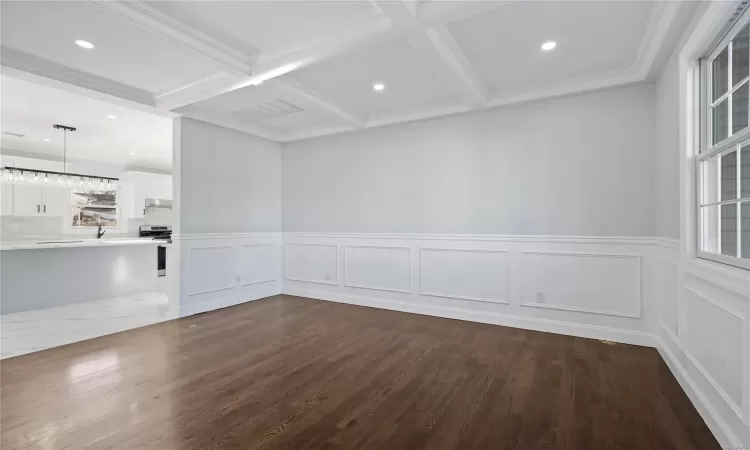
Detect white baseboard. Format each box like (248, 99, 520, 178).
(656, 335, 741, 448)
(180, 285, 281, 317)
(284, 286, 656, 347)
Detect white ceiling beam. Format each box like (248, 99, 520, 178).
(406, 26, 489, 108)
(373, 1, 489, 108)
(401, 0, 420, 19)
(86, 0, 252, 77)
(140, 0, 509, 112)
(154, 73, 246, 110)
(153, 17, 393, 112)
(1, 46, 155, 107)
(270, 77, 366, 128)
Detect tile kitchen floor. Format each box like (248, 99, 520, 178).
(0, 292, 175, 359)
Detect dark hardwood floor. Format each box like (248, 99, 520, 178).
(1, 295, 718, 449)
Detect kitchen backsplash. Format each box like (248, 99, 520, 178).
(1, 208, 172, 241)
(1, 216, 64, 241)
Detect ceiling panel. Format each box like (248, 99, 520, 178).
(290, 39, 458, 119)
(447, 1, 656, 96)
(146, 1, 381, 60)
(1, 1, 224, 93)
(0, 75, 172, 170)
(260, 110, 345, 134)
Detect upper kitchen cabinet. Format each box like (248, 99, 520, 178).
(120, 171, 172, 219)
(1, 156, 69, 217)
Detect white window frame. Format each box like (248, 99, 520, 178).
(697, 6, 750, 271)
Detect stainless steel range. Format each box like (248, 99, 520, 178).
(139, 225, 172, 277)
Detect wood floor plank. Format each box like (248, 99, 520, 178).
(1, 295, 720, 449)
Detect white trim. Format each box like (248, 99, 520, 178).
(656, 335, 742, 448)
(683, 286, 745, 422)
(519, 251, 643, 319)
(172, 232, 282, 241)
(283, 232, 654, 245)
(284, 243, 339, 286)
(343, 245, 413, 294)
(285, 286, 657, 348)
(635, 1, 682, 79)
(237, 244, 277, 287)
(188, 245, 235, 296)
(418, 247, 510, 304)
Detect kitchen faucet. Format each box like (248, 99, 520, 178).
(97, 225, 106, 239)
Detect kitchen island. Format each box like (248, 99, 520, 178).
(0, 238, 170, 314)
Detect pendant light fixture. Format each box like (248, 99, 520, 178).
(1, 124, 118, 192)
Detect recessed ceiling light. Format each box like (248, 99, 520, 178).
(373, 83, 385, 92)
(541, 41, 557, 51)
(44, 139, 51, 142)
(75, 40, 95, 49)
(129, 152, 136, 156)
(108, 115, 117, 119)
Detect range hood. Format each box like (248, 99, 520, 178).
(145, 198, 172, 209)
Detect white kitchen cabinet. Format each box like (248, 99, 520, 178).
(41, 187, 69, 217)
(120, 176, 146, 219)
(145, 176, 171, 200)
(10, 185, 69, 217)
(121, 171, 171, 219)
(12, 185, 42, 216)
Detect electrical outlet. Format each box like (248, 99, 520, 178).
(536, 292, 546, 303)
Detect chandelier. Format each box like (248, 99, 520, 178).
(1, 124, 118, 193)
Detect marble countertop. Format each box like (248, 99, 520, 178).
(0, 237, 170, 251)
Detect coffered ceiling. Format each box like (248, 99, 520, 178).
(1, 0, 698, 142)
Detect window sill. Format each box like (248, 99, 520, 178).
(685, 256, 750, 297)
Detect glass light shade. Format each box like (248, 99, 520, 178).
(0, 168, 117, 193)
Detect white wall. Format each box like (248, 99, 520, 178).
(172, 118, 283, 316)
(284, 84, 655, 237)
(655, 51, 681, 240)
(652, 3, 750, 447)
(279, 87, 659, 361)
(176, 118, 281, 235)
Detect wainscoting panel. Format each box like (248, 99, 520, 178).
(520, 251, 642, 318)
(684, 286, 745, 421)
(189, 245, 235, 296)
(657, 258, 679, 338)
(344, 245, 411, 293)
(236, 244, 277, 286)
(285, 243, 338, 285)
(420, 248, 509, 303)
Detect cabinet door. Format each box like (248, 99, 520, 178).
(12, 185, 42, 216)
(41, 187, 69, 217)
(124, 178, 146, 219)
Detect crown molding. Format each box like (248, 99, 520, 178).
(86, 0, 252, 76)
(634, 1, 683, 79)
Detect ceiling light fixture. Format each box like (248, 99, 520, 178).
(541, 41, 557, 51)
(373, 83, 385, 92)
(1, 124, 118, 192)
(108, 115, 117, 119)
(74, 40, 95, 49)
(129, 152, 136, 156)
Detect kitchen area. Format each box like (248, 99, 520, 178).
(0, 74, 176, 358)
